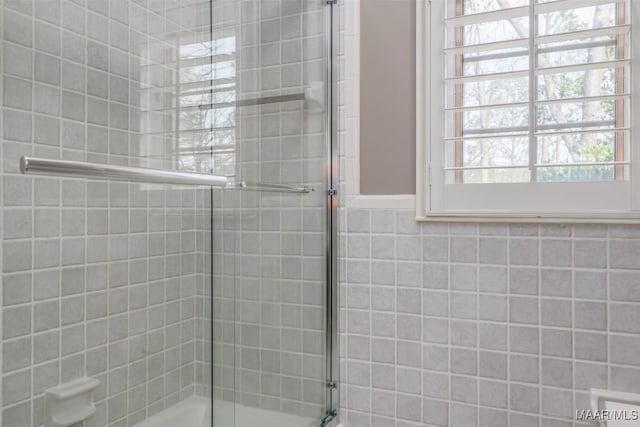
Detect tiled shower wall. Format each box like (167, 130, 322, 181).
(0, 1, 213, 426)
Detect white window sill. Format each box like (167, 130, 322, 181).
(416, 212, 640, 224)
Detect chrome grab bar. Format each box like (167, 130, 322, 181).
(20, 156, 228, 187)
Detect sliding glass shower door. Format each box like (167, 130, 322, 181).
(205, 1, 337, 426)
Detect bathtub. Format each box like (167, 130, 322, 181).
(134, 396, 210, 427)
(133, 395, 319, 427)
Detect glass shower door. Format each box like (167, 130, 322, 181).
(208, 1, 335, 426)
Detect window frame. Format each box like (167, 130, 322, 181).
(416, 0, 640, 223)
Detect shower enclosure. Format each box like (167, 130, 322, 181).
(0, 0, 338, 426)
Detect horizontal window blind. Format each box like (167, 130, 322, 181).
(442, 0, 631, 185)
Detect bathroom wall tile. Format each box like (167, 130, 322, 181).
(61, 90, 85, 121)
(541, 239, 571, 267)
(397, 262, 422, 287)
(423, 291, 448, 317)
(575, 361, 607, 390)
(423, 371, 448, 399)
(541, 328, 572, 358)
(541, 388, 573, 419)
(480, 408, 508, 427)
(574, 301, 606, 331)
(397, 288, 421, 315)
(479, 266, 507, 293)
(479, 237, 507, 265)
(610, 239, 640, 270)
(348, 209, 371, 233)
(35, 52, 61, 85)
(423, 236, 448, 262)
(451, 348, 477, 375)
(397, 341, 421, 368)
(397, 315, 421, 341)
(423, 317, 448, 344)
(423, 398, 448, 426)
(3, 209, 32, 239)
(3, 337, 32, 372)
(450, 264, 476, 291)
(509, 239, 538, 265)
(510, 354, 539, 383)
(575, 271, 606, 300)
(509, 296, 538, 324)
(451, 319, 476, 348)
(4, 10, 33, 47)
(397, 367, 421, 394)
(609, 334, 640, 366)
(450, 403, 477, 427)
(62, 60, 85, 91)
(610, 272, 640, 302)
(574, 331, 607, 362)
(423, 263, 448, 290)
(3, 43, 33, 79)
(450, 237, 477, 263)
(450, 292, 476, 320)
(574, 239, 607, 269)
(397, 236, 421, 261)
(510, 384, 539, 413)
(479, 351, 507, 380)
(540, 299, 572, 328)
(371, 210, 394, 233)
(451, 375, 477, 403)
(3, 370, 31, 405)
(397, 394, 421, 422)
(541, 358, 572, 388)
(4, 76, 32, 110)
(479, 379, 507, 409)
(479, 323, 507, 351)
(611, 366, 640, 394)
(510, 326, 538, 354)
(509, 267, 538, 295)
(3, 273, 32, 306)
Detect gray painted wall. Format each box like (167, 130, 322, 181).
(360, 0, 416, 195)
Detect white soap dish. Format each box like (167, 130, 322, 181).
(45, 377, 100, 427)
(590, 388, 640, 427)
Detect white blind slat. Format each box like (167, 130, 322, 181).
(444, 69, 528, 84)
(443, 127, 629, 141)
(444, 26, 629, 57)
(535, 0, 624, 15)
(445, 5, 529, 27)
(536, 59, 630, 75)
(536, 24, 630, 45)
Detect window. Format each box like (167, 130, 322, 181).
(176, 34, 237, 177)
(417, 0, 640, 219)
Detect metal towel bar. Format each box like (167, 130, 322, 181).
(235, 181, 312, 194)
(198, 93, 305, 111)
(20, 156, 228, 187)
(19, 156, 312, 194)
